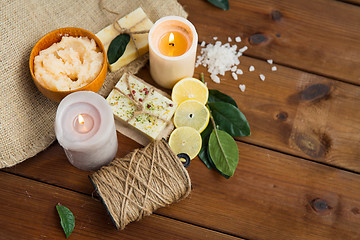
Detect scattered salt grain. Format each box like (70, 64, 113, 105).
(231, 66, 237, 72)
(239, 84, 246, 92)
(271, 66, 277, 71)
(228, 37, 232, 42)
(204, 82, 208, 86)
(211, 74, 221, 83)
(213, 36, 218, 40)
(236, 69, 243, 75)
(235, 36, 241, 42)
(201, 41, 206, 47)
(232, 72, 238, 80)
(267, 59, 273, 64)
(259, 74, 265, 81)
(249, 66, 255, 72)
(239, 46, 248, 53)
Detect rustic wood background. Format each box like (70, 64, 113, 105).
(1, 0, 360, 239)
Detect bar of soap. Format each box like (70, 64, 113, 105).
(96, 7, 153, 72)
(106, 73, 177, 140)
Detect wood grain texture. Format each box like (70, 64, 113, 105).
(4, 140, 360, 239)
(0, 171, 242, 240)
(179, 0, 360, 84)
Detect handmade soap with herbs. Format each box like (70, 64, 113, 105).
(96, 8, 153, 72)
(107, 73, 177, 140)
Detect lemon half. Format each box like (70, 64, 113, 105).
(171, 77, 209, 105)
(173, 99, 210, 133)
(169, 127, 202, 160)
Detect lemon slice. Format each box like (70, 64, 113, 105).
(171, 77, 209, 105)
(169, 127, 202, 160)
(174, 99, 210, 133)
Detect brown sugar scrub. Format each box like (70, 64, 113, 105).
(34, 36, 103, 91)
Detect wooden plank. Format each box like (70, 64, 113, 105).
(5, 140, 360, 239)
(158, 142, 360, 240)
(0, 171, 242, 240)
(138, 56, 360, 172)
(178, 0, 360, 84)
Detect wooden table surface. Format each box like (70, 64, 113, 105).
(2, 0, 360, 239)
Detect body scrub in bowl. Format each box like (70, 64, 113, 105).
(30, 27, 107, 102)
(34, 36, 103, 91)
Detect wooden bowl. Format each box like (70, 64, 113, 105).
(29, 27, 107, 102)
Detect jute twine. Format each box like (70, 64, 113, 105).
(90, 139, 191, 230)
(0, 0, 187, 168)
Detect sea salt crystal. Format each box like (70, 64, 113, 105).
(235, 36, 241, 42)
(239, 84, 246, 92)
(231, 66, 237, 72)
(271, 66, 277, 71)
(195, 39, 241, 83)
(201, 41, 206, 47)
(249, 66, 255, 72)
(236, 69, 243, 75)
(204, 82, 208, 86)
(211, 74, 220, 83)
(267, 59, 273, 64)
(213, 37, 218, 40)
(259, 74, 265, 81)
(239, 46, 248, 53)
(232, 72, 238, 80)
(228, 37, 232, 42)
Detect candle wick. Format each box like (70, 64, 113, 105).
(169, 43, 175, 47)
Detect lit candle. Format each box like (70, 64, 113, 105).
(149, 16, 198, 89)
(55, 91, 118, 171)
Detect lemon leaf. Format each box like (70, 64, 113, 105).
(207, 0, 229, 10)
(107, 34, 130, 64)
(199, 123, 214, 169)
(208, 89, 238, 108)
(56, 203, 75, 238)
(209, 129, 239, 177)
(208, 102, 250, 137)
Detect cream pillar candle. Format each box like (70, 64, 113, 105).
(55, 91, 118, 171)
(149, 16, 198, 89)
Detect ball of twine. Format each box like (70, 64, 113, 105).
(90, 139, 192, 230)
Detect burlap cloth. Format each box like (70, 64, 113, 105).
(0, 0, 187, 168)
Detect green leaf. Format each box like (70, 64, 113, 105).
(208, 102, 250, 137)
(199, 123, 214, 169)
(208, 89, 238, 108)
(107, 34, 130, 64)
(209, 129, 239, 176)
(56, 203, 75, 238)
(207, 0, 229, 10)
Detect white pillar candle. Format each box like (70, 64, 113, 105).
(55, 91, 118, 171)
(149, 16, 198, 89)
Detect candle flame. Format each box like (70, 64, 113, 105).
(78, 114, 85, 125)
(169, 32, 175, 46)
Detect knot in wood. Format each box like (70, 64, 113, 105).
(300, 84, 330, 102)
(271, 10, 282, 21)
(311, 198, 332, 214)
(249, 33, 268, 45)
(275, 111, 288, 121)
